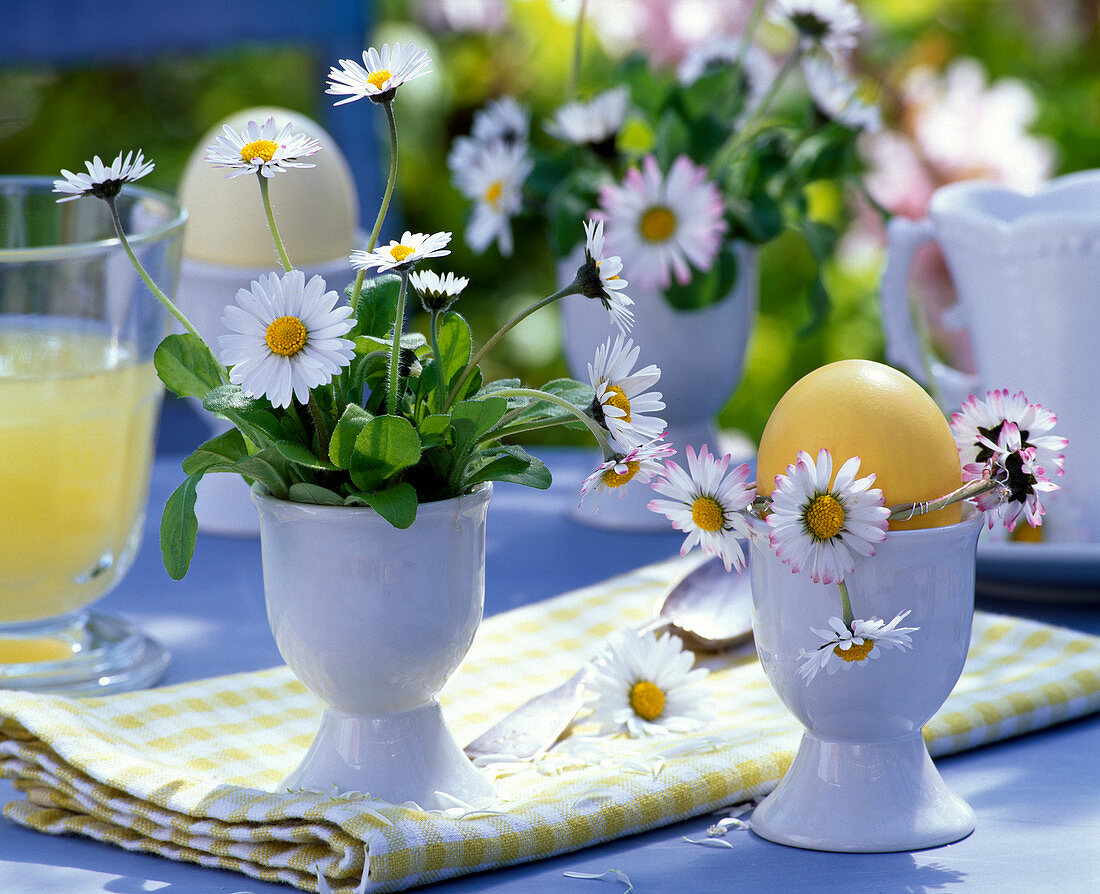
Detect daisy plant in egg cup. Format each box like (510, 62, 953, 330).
(53, 42, 676, 581)
(645, 388, 1067, 686)
(447, 0, 881, 325)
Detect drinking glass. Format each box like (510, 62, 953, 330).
(0, 176, 186, 694)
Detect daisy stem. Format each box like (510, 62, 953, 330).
(886, 478, 1000, 521)
(838, 580, 855, 628)
(307, 394, 330, 460)
(257, 175, 294, 273)
(710, 47, 802, 177)
(429, 309, 446, 412)
(105, 198, 229, 385)
(386, 269, 410, 415)
(491, 387, 616, 459)
(350, 98, 402, 303)
(442, 282, 580, 413)
(569, 0, 588, 99)
(734, 0, 769, 69)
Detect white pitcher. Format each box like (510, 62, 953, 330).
(881, 171, 1100, 543)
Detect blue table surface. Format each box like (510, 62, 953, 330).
(2, 410, 1099, 893)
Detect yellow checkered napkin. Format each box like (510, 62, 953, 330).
(3, 556, 1100, 893)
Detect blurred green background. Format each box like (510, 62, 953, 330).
(2, 0, 1095, 449)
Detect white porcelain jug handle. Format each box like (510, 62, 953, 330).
(881, 216, 936, 386)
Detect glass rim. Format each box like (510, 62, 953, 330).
(0, 175, 188, 263)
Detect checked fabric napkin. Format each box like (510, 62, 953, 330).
(2, 555, 1100, 893)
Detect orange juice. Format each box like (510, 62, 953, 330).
(0, 329, 161, 622)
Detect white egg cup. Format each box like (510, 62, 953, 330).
(748, 506, 984, 852)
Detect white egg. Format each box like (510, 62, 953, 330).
(178, 106, 357, 266)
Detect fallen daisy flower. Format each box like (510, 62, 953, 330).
(563, 868, 634, 893)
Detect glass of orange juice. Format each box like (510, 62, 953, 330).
(0, 176, 186, 694)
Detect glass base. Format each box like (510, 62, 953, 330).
(0, 609, 169, 696)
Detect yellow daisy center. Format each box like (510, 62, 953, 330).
(602, 384, 632, 421)
(265, 316, 308, 357)
(601, 461, 640, 489)
(389, 244, 415, 262)
(639, 206, 677, 243)
(691, 495, 725, 532)
(240, 139, 279, 164)
(367, 68, 392, 90)
(629, 680, 665, 721)
(805, 494, 845, 540)
(836, 639, 874, 662)
(483, 179, 504, 207)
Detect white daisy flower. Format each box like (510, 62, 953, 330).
(409, 269, 468, 313)
(204, 117, 322, 180)
(596, 154, 728, 291)
(53, 150, 155, 202)
(648, 445, 756, 572)
(767, 449, 890, 585)
(586, 334, 666, 449)
(449, 140, 532, 257)
(350, 230, 452, 274)
(801, 55, 881, 132)
(326, 42, 432, 104)
(797, 611, 920, 684)
(545, 85, 630, 147)
(584, 629, 709, 737)
(771, 0, 863, 60)
(677, 38, 777, 123)
(218, 269, 356, 410)
(577, 219, 634, 335)
(951, 389, 1066, 480)
(579, 439, 675, 506)
(972, 423, 1060, 532)
(471, 95, 530, 145)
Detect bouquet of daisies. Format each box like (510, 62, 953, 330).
(54, 42, 662, 580)
(447, 0, 880, 323)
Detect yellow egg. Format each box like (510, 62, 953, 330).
(178, 106, 357, 266)
(756, 359, 963, 530)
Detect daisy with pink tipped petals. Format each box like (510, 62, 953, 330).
(580, 439, 675, 506)
(326, 43, 432, 104)
(596, 154, 727, 291)
(587, 335, 665, 449)
(767, 449, 890, 585)
(648, 445, 755, 572)
(973, 423, 1060, 532)
(951, 389, 1066, 480)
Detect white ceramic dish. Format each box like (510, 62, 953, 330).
(976, 538, 1100, 593)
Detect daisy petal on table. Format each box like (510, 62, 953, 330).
(579, 439, 675, 506)
(53, 150, 155, 202)
(575, 219, 634, 335)
(204, 117, 322, 180)
(797, 611, 919, 684)
(584, 629, 708, 737)
(409, 269, 468, 313)
(218, 269, 355, 409)
(545, 85, 630, 147)
(326, 42, 432, 104)
(350, 230, 452, 274)
(648, 444, 755, 572)
(770, 0, 863, 60)
(596, 154, 727, 291)
(767, 449, 890, 585)
(586, 335, 665, 449)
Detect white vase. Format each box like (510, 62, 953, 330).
(748, 506, 984, 852)
(559, 242, 757, 530)
(252, 484, 494, 808)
